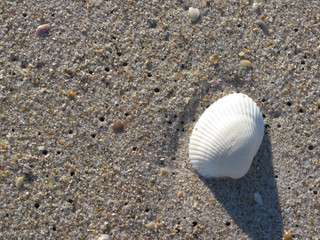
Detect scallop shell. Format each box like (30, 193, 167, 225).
(189, 93, 264, 179)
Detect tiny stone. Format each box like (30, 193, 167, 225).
(184, 233, 193, 239)
(36, 24, 51, 35)
(16, 176, 25, 189)
(252, 2, 260, 14)
(22, 164, 31, 175)
(160, 168, 167, 176)
(120, 233, 128, 240)
(238, 51, 245, 57)
(177, 190, 183, 198)
(212, 81, 219, 87)
(112, 120, 124, 133)
(188, 7, 200, 23)
(272, 109, 281, 118)
(38, 146, 45, 151)
(68, 89, 76, 98)
(97, 234, 110, 240)
(145, 222, 155, 230)
(256, 20, 270, 36)
(210, 54, 218, 64)
(284, 231, 293, 240)
(240, 60, 252, 67)
(254, 192, 263, 205)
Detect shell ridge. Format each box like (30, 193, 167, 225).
(191, 127, 224, 155)
(189, 141, 219, 159)
(190, 134, 227, 168)
(190, 137, 221, 154)
(192, 115, 230, 155)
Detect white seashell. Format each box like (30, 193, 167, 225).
(189, 93, 264, 179)
(188, 7, 200, 23)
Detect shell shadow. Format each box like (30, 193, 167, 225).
(201, 132, 283, 239)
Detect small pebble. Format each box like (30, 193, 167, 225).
(38, 146, 45, 151)
(22, 164, 31, 175)
(16, 176, 25, 189)
(252, 2, 261, 14)
(188, 7, 200, 23)
(120, 233, 128, 240)
(184, 233, 193, 239)
(97, 234, 110, 240)
(240, 60, 252, 68)
(160, 168, 167, 176)
(137, 187, 143, 193)
(112, 120, 124, 133)
(145, 222, 155, 230)
(68, 89, 76, 98)
(256, 20, 270, 36)
(177, 190, 183, 198)
(212, 81, 219, 87)
(210, 54, 218, 64)
(284, 231, 293, 240)
(36, 24, 51, 35)
(238, 51, 245, 57)
(254, 192, 263, 205)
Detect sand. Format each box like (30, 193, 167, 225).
(0, 0, 319, 239)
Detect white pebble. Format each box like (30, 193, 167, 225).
(97, 235, 110, 240)
(254, 192, 263, 205)
(252, 2, 260, 14)
(23, 164, 31, 175)
(36, 24, 51, 35)
(38, 146, 45, 151)
(192, 202, 198, 208)
(188, 7, 200, 23)
(145, 221, 155, 230)
(16, 176, 25, 189)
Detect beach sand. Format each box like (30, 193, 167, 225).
(0, 1, 319, 239)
